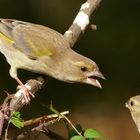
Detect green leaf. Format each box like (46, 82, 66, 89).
(13, 112, 21, 118)
(10, 112, 24, 129)
(70, 135, 85, 140)
(84, 128, 105, 139)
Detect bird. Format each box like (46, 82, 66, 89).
(0, 18, 105, 102)
(126, 95, 140, 134)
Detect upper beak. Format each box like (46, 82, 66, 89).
(125, 101, 129, 108)
(84, 70, 106, 88)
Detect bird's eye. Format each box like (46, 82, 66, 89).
(130, 101, 134, 106)
(81, 66, 88, 72)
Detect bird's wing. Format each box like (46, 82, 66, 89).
(0, 19, 69, 60)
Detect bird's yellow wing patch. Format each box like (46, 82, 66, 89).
(0, 32, 14, 44)
(27, 38, 54, 57)
(11, 24, 57, 59)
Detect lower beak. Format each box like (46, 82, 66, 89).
(85, 70, 105, 88)
(85, 78, 102, 88)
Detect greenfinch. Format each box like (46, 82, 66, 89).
(0, 19, 105, 100)
(126, 95, 140, 134)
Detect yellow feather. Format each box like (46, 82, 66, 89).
(28, 39, 53, 57)
(0, 32, 14, 44)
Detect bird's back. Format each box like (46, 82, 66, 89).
(0, 19, 70, 60)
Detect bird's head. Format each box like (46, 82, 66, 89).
(49, 50, 105, 88)
(126, 95, 140, 112)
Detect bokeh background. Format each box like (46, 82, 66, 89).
(0, 0, 140, 139)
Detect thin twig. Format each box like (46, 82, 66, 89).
(49, 104, 85, 139)
(10, 111, 69, 140)
(24, 111, 69, 126)
(0, 94, 14, 137)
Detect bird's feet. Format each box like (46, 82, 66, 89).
(15, 77, 35, 104)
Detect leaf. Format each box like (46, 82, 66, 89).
(84, 128, 105, 139)
(70, 135, 85, 140)
(10, 112, 24, 129)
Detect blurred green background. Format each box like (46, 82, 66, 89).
(0, 0, 140, 139)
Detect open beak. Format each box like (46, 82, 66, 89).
(85, 70, 106, 88)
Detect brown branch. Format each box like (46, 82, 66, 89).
(12, 111, 69, 140)
(64, 0, 101, 47)
(23, 111, 69, 126)
(10, 75, 48, 113)
(0, 94, 14, 136)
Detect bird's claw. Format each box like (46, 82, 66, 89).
(18, 85, 35, 104)
(15, 77, 35, 104)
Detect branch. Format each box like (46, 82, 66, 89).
(10, 75, 48, 112)
(12, 111, 69, 140)
(64, 0, 101, 47)
(23, 111, 69, 126)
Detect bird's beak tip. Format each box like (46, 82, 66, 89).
(98, 71, 106, 80)
(95, 79, 102, 88)
(101, 74, 106, 80)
